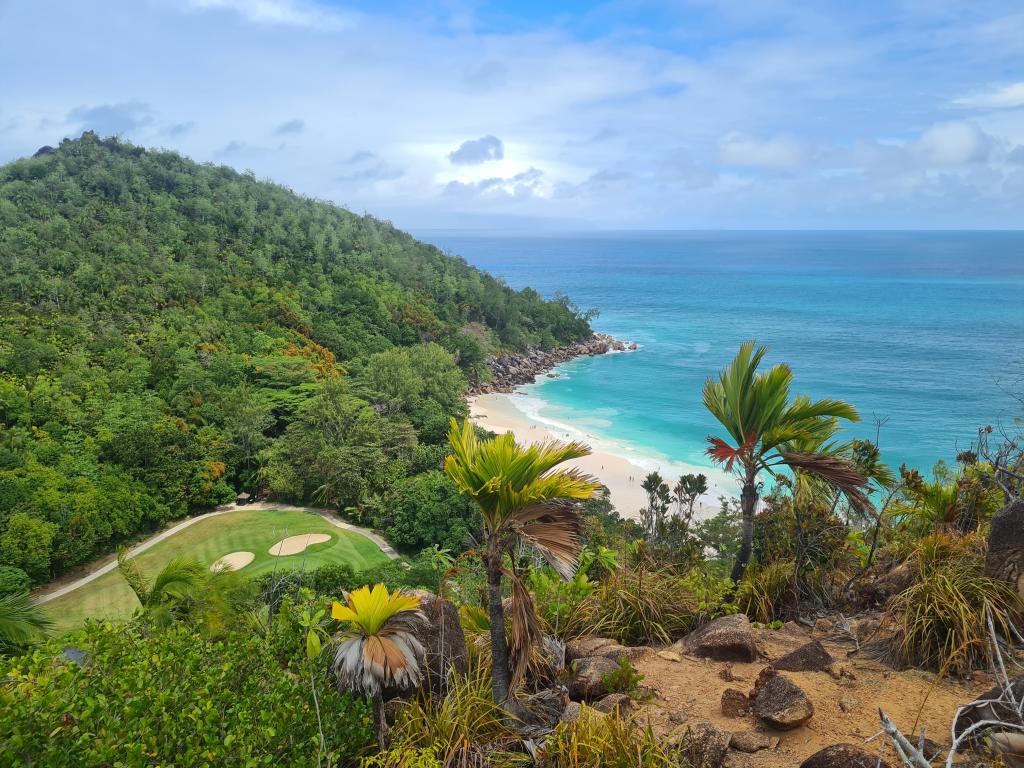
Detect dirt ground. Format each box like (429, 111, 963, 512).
(632, 620, 990, 766)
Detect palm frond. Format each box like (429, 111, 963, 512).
(778, 450, 872, 514)
(116, 547, 151, 605)
(0, 591, 52, 648)
(510, 500, 583, 579)
(506, 570, 542, 690)
(148, 556, 206, 606)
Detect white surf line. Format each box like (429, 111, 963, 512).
(33, 502, 399, 605)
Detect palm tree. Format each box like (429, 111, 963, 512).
(117, 549, 207, 628)
(444, 419, 601, 703)
(703, 341, 869, 582)
(332, 583, 424, 748)
(0, 591, 52, 654)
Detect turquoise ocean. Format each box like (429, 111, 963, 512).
(420, 231, 1023, 479)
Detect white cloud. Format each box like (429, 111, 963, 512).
(717, 132, 808, 170)
(912, 121, 992, 166)
(953, 81, 1024, 110)
(181, 0, 354, 29)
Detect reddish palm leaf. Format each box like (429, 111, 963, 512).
(705, 432, 758, 472)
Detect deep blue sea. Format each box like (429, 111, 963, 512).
(420, 231, 1024, 479)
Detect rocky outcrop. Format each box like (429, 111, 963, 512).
(773, 640, 834, 673)
(408, 590, 468, 698)
(470, 333, 636, 395)
(986, 500, 1024, 597)
(566, 656, 620, 701)
(683, 721, 732, 768)
(676, 614, 759, 662)
(799, 744, 892, 768)
(953, 676, 1024, 743)
(751, 673, 814, 730)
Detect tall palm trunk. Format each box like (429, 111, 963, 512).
(730, 472, 758, 583)
(485, 548, 511, 703)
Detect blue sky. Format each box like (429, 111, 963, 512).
(1, 0, 1023, 229)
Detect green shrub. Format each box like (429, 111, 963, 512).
(539, 709, 681, 768)
(883, 534, 1022, 674)
(1, 622, 374, 767)
(0, 565, 30, 596)
(387, 668, 528, 767)
(736, 561, 795, 624)
(361, 748, 444, 768)
(572, 568, 697, 645)
(600, 656, 645, 698)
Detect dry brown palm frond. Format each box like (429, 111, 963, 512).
(505, 569, 543, 690)
(778, 450, 873, 514)
(510, 500, 583, 580)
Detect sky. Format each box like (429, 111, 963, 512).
(1, 0, 1023, 230)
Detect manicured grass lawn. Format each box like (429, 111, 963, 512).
(43, 508, 389, 632)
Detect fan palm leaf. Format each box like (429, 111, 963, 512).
(332, 584, 424, 748)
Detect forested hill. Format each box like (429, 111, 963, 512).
(0, 132, 593, 586)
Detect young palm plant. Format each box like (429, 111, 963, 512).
(332, 583, 425, 748)
(117, 549, 207, 628)
(444, 418, 601, 704)
(703, 341, 869, 582)
(0, 591, 52, 654)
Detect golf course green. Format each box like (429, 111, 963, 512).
(40, 507, 390, 632)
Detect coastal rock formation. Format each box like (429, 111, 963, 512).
(470, 333, 637, 394)
(676, 614, 759, 662)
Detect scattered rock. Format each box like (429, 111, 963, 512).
(721, 688, 751, 717)
(680, 721, 732, 768)
(729, 730, 774, 753)
(813, 618, 834, 636)
(773, 640, 834, 672)
(799, 744, 892, 768)
(677, 614, 759, 663)
(837, 693, 856, 714)
(408, 590, 468, 698)
(669, 710, 690, 725)
(954, 677, 1024, 743)
(593, 692, 633, 716)
(566, 656, 620, 701)
(566, 636, 644, 662)
(719, 663, 736, 681)
(722, 754, 751, 768)
(828, 663, 856, 681)
(566, 636, 618, 661)
(658, 649, 683, 663)
(751, 674, 815, 730)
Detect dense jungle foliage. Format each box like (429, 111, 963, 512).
(0, 133, 592, 584)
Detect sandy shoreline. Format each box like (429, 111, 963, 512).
(469, 392, 735, 522)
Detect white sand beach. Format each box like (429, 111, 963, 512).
(469, 393, 735, 521)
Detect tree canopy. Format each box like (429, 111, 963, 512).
(0, 132, 593, 583)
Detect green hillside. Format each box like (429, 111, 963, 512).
(0, 132, 592, 585)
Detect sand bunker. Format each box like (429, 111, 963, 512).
(210, 551, 256, 572)
(268, 533, 332, 556)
